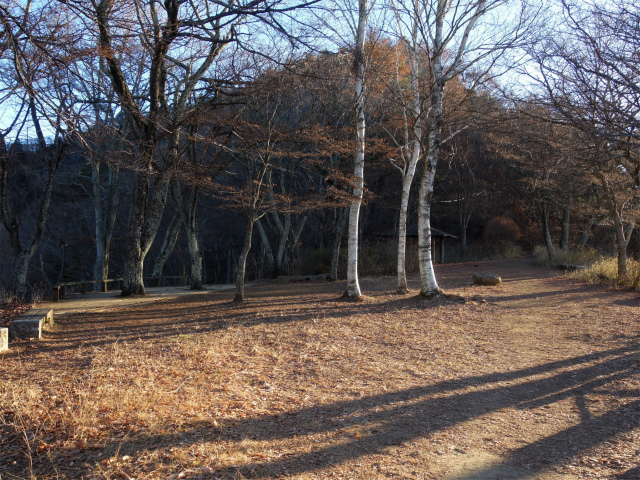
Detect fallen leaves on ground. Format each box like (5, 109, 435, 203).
(0, 257, 638, 479)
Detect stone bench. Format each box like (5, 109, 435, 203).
(9, 309, 54, 340)
(277, 274, 328, 283)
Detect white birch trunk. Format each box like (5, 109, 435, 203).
(397, 34, 421, 294)
(418, 8, 444, 297)
(418, 131, 441, 296)
(345, 0, 368, 298)
(330, 207, 348, 281)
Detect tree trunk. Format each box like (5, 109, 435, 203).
(92, 161, 119, 284)
(418, 85, 444, 293)
(121, 168, 153, 296)
(559, 195, 572, 251)
(345, 0, 368, 299)
(396, 34, 421, 294)
(121, 132, 179, 296)
(150, 212, 183, 278)
(418, 139, 441, 297)
(256, 218, 276, 277)
(612, 213, 629, 280)
(578, 217, 597, 247)
(0, 132, 64, 299)
(330, 207, 347, 281)
(540, 204, 557, 265)
(273, 211, 291, 277)
(234, 215, 255, 302)
(14, 252, 32, 299)
(185, 188, 203, 290)
(397, 163, 416, 293)
(459, 213, 470, 255)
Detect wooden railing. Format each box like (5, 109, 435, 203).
(51, 276, 188, 302)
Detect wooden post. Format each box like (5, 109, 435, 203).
(101, 280, 107, 292)
(81, 282, 87, 294)
(439, 237, 444, 264)
(52, 286, 60, 302)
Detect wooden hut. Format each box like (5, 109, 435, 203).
(374, 225, 458, 264)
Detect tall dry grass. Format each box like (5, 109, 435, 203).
(533, 245, 640, 292)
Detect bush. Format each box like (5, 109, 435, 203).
(483, 216, 522, 245)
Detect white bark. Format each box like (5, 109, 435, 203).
(417, 3, 445, 297)
(345, 0, 369, 298)
(330, 207, 348, 281)
(418, 129, 441, 295)
(396, 30, 422, 294)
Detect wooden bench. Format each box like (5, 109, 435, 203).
(52, 279, 123, 301)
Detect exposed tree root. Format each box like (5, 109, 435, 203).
(415, 290, 466, 303)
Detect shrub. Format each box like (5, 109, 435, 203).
(483, 216, 522, 245)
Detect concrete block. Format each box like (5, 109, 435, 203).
(40, 309, 54, 326)
(9, 308, 53, 340)
(10, 318, 43, 339)
(0, 328, 8, 352)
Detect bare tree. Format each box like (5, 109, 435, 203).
(0, 2, 78, 298)
(389, 0, 537, 297)
(529, 0, 640, 279)
(65, 0, 319, 296)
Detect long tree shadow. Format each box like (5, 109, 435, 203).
(7, 343, 631, 479)
(4, 288, 460, 365)
(203, 345, 637, 479)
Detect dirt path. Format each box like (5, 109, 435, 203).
(1, 257, 638, 479)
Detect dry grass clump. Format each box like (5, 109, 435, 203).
(568, 257, 640, 291)
(533, 246, 640, 292)
(533, 245, 603, 267)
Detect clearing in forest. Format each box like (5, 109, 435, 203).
(1, 257, 638, 479)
